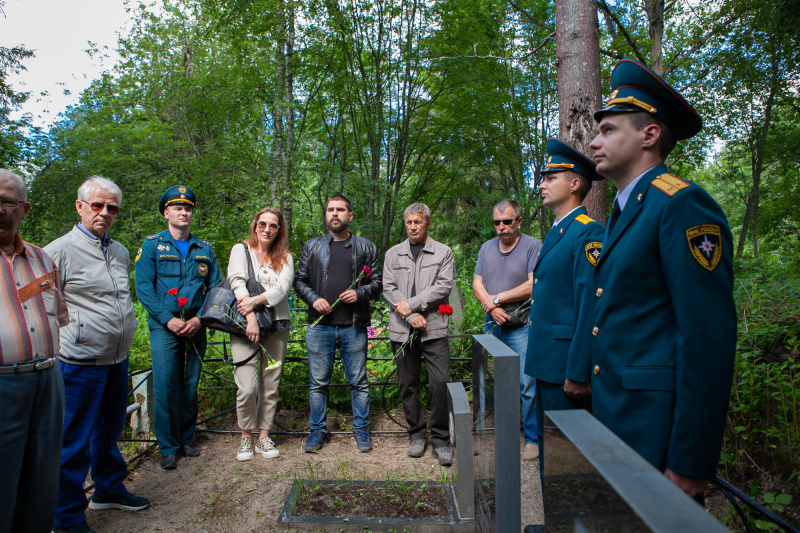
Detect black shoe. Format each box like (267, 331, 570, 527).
(180, 444, 200, 457)
(160, 454, 177, 470)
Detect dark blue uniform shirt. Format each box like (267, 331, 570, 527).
(134, 230, 222, 329)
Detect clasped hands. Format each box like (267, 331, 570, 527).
(394, 300, 427, 330)
(166, 316, 201, 337)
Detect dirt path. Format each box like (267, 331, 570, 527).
(86, 420, 543, 532)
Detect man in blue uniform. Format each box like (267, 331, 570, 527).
(525, 139, 604, 450)
(585, 59, 736, 499)
(135, 186, 222, 470)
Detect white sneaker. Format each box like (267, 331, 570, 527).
(237, 437, 254, 461)
(255, 436, 280, 458)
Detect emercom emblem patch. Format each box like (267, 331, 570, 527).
(686, 224, 722, 271)
(584, 242, 602, 266)
(198, 263, 209, 276)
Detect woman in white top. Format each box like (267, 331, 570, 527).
(227, 206, 294, 460)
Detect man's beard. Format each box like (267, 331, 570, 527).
(327, 219, 349, 234)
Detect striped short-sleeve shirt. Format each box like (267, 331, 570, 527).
(0, 234, 69, 364)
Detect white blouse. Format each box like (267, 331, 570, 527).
(227, 243, 294, 321)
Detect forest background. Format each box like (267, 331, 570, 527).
(2, 0, 800, 527)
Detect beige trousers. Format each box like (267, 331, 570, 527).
(230, 331, 289, 431)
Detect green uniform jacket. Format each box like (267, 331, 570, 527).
(525, 206, 604, 385)
(585, 163, 736, 480)
(134, 230, 222, 330)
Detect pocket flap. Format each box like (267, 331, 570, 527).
(551, 324, 574, 340)
(621, 367, 676, 391)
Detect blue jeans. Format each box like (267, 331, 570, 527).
(55, 359, 130, 530)
(149, 325, 206, 456)
(484, 317, 538, 445)
(306, 325, 370, 432)
(0, 365, 64, 533)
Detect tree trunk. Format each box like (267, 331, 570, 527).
(735, 36, 777, 258)
(644, 0, 664, 76)
(555, 0, 605, 223)
(283, 4, 296, 234)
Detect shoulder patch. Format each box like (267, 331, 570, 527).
(134, 248, 143, 262)
(584, 242, 602, 266)
(686, 224, 722, 271)
(575, 214, 595, 225)
(651, 174, 690, 196)
(146, 234, 160, 241)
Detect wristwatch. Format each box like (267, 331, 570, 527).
(493, 295, 499, 306)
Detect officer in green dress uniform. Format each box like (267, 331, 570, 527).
(525, 139, 605, 443)
(584, 59, 736, 499)
(135, 186, 222, 470)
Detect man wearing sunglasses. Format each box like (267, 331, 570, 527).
(46, 176, 149, 533)
(135, 185, 222, 471)
(472, 198, 542, 461)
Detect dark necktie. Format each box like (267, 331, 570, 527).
(608, 198, 621, 233)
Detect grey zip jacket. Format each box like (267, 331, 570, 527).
(45, 225, 137, 365)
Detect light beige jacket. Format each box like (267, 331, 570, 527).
(382, 236, 454, 342)
(227, 243, 294, 321)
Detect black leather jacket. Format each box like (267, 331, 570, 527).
(294, 233, 383, 327)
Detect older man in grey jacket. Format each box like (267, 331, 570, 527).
(383, 203, 454, 466)
(46, 176, 149, 533)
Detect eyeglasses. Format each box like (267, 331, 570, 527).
(493, 218, 520, 226)
(256, 221, 280, 232)
(0, 197, 26, 210)
(87, 201, 120, 215)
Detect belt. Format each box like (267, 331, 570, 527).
(0, 356, 57, 375)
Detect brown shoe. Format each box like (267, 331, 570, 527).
(522, 443, 540, 461)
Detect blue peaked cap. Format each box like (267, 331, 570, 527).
(594, 59, 702, 141)
(541, 138, 602, 181)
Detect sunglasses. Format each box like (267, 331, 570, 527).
(493, 218, 520, 226)
(256, 221, 280, 232)
(88, 201, 120, 215)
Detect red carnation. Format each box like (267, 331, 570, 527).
(168, 288, 178, 295)
(177, 297, 188, 308)
(439, 304, 453, 317)
(362, 265, 372, 279)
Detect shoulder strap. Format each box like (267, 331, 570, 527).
(239, 241, 257, 281)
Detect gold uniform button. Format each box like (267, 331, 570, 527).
(592, 326, 599, 336)
(593, 365, 600, 375)
(528, 321, 532, 326)
(534, 278, 538, 284)
(596, 288, 603, 297)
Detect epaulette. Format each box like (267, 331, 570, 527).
(197, 238, 211, 246)
(146, 234, 161, 241)
(651, 174, 689, 197)
(575, 214, 595, 225)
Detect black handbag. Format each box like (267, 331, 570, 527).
(498, 300, 530, 330)
(201, 242, 273, 337)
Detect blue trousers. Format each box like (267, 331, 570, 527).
(484, 317, 538, 445)
(306, 325, 370, 431)
(55, 360, 130, 530)
(0, 364, 64, 533)
(149, 325, 206, 456)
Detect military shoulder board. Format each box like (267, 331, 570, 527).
(146, 234, 160, 241)
(575, 214, 595, 225)
(651, 174, 689, 196)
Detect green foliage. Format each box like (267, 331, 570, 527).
(722, 257, 800, 499)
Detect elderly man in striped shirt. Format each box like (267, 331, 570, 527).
(0, 169, 69, 533)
